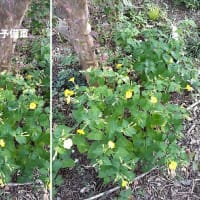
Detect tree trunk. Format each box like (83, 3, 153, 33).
(56, 0, 98, 70)
(0, 0, 31, 72)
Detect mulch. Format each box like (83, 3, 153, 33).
(0, 181, 49, 200)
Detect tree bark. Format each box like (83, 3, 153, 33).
(56, 0, 98, 70)
(0, 0, 31, 72)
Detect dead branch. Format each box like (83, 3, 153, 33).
(187, 100, 200, 110)
(84, 167, 158, 200)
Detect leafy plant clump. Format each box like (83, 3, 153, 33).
(55, 61, 189, 186)
(148, 5, 160, 21)
(0, 0, 50, 186)
(0, 72, 49, 184)
(174, 0, 200, 9)
(53, 29, 198, 190)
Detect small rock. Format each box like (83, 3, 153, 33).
(180, 179, 192, 186)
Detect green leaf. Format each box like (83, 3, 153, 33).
(115, 147, 130, 158)
(124, 127, 136, 137)
(62, 159, 75, 168)
(107, 118, 119, 138)
(99, 165, 116, 183)
(73, 135, 88, 153)
(118, 189, 132, 200)
(102, 156, 112, 165)
(88, 143, 103, 158)
(150, 113, 165, 126)
(116, 135, 134, 152)
(86, 131, 104, 141)
(53, 160, 63, 172)
(54, 175, 63, 186)
(15, 136, 27, 144)
(53, 125, 71, 139)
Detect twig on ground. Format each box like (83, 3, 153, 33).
(191, 179, 195, 194)
(133, 167, 158, 182)
(187, 124, 196, 134)
(160, 183, 174, 194)
(187, 100, 200, 111)
(84, 186, 120, 200)
(84, 167, 158, 200)
(3, 182, 33, 187)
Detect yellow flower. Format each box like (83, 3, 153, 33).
(0, 179, 4, 186)
(29, 102, 37, 110)
(26, 75, 33, 80)
(68, 77, 75, 83)
(66, 96, 71, 104)
(116, 63, 123, 69)
(121, 180, 128, 188)
(168, 161, 177, 171)
(150, 96, 158, 104)
(125, 90, 132, 99)
(185, 84, 193, 92)
(64, 89, 74, 97)
(77, 129, 85, 135)
(168, 57, 174, 64)
(108, 141, 115, 149)
(0, 139, 5, 148)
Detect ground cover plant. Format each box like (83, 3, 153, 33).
(53, 0, 200, 199)
(0, 0, 50, 193)
(173, 0, 200, 9)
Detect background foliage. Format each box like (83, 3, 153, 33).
(0, 0, 50, 186)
